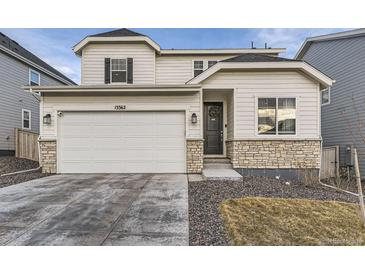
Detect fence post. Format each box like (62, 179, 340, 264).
(353, 148, 365, 228)
(15, 128, 19, 157)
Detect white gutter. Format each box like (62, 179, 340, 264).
(23, 84, 202, 94)
(159, 48, 286, 55)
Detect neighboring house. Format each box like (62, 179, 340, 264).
(27, 28, 333, 179)
(0, 32, 75, 156)
(296, 29, 365, 177)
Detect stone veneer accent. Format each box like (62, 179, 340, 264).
(226, 140, 321, 169)
(39, 140, 57, 173)
(186, 139, 204, 173)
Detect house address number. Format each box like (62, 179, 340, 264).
(114, 105, 126, 110)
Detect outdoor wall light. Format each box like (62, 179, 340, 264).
(191, 113, 198, 124)
(43, 114, 51, 125)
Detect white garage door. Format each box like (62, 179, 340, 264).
(58, 111, 186, 173)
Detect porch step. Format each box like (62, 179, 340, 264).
(204, 163, 233, 169)
(204, 158, 232, 169)
(202, 158, 242, 181)
(204, 158, 231, 164)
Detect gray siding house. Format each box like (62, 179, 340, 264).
(0, 32, 75, 156)
(296, 29, 365, 177)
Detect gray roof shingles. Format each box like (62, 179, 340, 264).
(0, 32, 76, 85)
(222, 53, 296, 62)
(89, 28, 144, 38)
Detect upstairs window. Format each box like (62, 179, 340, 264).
(321, 87, 330, 105)
(29, 69, 40, 86)
(111, 59, 127, 83)
(258, 97, 296, 135)
(193, 61, 204, 77)
(22, 109, 31, 130)
(208, 60, 218, 68)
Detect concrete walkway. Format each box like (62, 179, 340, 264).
(0, 174, 188, 246)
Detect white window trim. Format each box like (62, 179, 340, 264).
(255, 96, 297, 137)
(29, 68, 40, 86)
(321, 87, 331, 106)
(192, 60, 204, 78)
(110, 58, 128, 84)
(192, 60, 220, 78)
(22, 109, 31, 130)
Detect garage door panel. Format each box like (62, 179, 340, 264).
(156, 149, 185, 160)
(93, 126, 122, 136)
(61, 150, 93, 161)
(62, 138, 92, 148)
(58, 111, 186, 173)
(121, 125, 155, 136)
(61, 125, 94, 136)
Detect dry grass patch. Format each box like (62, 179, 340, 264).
(220, 197, 365, 245)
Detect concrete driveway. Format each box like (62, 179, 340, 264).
(0, 174, 188, 246)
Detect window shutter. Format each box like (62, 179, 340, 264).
(104, 58, 110, 84)
(127, 58, 133, 84)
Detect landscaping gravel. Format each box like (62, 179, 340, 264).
(189, 176, 359, 246)
(0, 156, 39, 175)
(0, 156, 51, 188)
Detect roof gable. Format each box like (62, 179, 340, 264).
(187, 57, 334, 88)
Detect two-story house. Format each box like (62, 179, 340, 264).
(26, 28, 334, 179)
(296, 29, 365, 178)
(0, 32, 75, 156)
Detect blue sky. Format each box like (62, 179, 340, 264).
(0, 28, 348, 83)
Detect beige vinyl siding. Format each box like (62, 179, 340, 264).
(81, 43, 156, 85)
(41, 93, 202, 139)
(155, 55, 236, 85)
(227, 91, 234, 139)
(202, 71, 320, 139)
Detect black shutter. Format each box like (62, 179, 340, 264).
(104, 58, 110, 84)
(127, 58, 133, 84)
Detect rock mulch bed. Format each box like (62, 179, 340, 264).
(0, 156, 50, 188)
(189, 176, 359, 246)
(0, 156, 39, 175)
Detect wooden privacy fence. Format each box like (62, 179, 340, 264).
(15, 128, 39, 162)
(320, 146, 339, 179)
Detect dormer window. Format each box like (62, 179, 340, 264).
(111, 59, 127, 83)
(29, 69, 40, 86)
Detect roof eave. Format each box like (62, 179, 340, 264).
(0, 45, 75, 85)
(295, 28, 365, 59)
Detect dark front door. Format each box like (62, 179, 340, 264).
(204, 102, 223, 155)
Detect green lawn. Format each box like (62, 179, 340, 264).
(220, 197, 365, 245)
